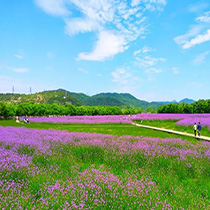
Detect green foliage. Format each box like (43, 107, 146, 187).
(158, 99, 210, 113)
(0, 102, 10, 118)
(0, 102, 142, 117)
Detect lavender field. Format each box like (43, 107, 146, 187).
(22, 113, 210, 129)
(0, 125, 210, 209)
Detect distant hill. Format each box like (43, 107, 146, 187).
(87, 93, 150, 108)
(0, 89, 196, 109)
(179, 98, 195, 104)
(0, 90, 83, 106)
(151, 100, 177, 105)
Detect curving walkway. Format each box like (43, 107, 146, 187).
(132, 122, 210, 142)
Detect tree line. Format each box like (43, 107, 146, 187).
(0, 102, 143, 118)
(157, 100, 210, 113)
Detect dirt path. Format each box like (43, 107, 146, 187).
(132, 122, 210, 142)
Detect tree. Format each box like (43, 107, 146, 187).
(0, 102, 10, 118)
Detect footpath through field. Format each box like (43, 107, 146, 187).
(132, 122, 210, 142)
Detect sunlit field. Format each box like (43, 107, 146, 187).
(1, 114, 210, 209)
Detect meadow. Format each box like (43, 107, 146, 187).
(0, 114, 210, 209)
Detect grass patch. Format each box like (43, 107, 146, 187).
(0, 119, 197, 141)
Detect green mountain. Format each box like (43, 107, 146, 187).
(89, 93, 150, 108)
(179, 98, 195, 104)
(0, 89, 191, 109)
(0, 90, 83, 106)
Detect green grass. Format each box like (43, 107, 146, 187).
(0, 119, 197, 142)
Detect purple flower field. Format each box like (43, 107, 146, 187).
(21, 113, 210, 129)
(0, 125, 210, 209)
(1, 126, 210, 160)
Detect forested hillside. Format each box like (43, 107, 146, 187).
(0, 89, 196, 109)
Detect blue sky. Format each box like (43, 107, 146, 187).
(1, 0, 210, 101)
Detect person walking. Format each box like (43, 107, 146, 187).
(193, 123, 197, 137)
(197, 122, 202, 137)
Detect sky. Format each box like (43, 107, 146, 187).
(1, 0, 210, 102)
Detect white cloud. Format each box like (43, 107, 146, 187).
(136, 56, 165, 68)
(193, 51, 210, 64)
(174, 25, 203, 46)
(14, 54, 24, 59)
(187, 81, 203, 88)
(172, 67, 179, 74)
(0, 64, 29, 73)
(174, 10, 210, 49)
(133, 46, 154, 56)
(111, 68, 138, 84)
(197, 11, 210, 23)
(12, 68, 29, 73)
(183, 29, 210, 49)
(35, 0, 166, 61)
(133, 46, 165, 78)
(35, 0, 69, 16)
(65, 18, 99, 35)
(77, 67, 89, 74)
(145, 67, 162, 74)
(78, 31, 128, 61)
(188, 2, 209, 13)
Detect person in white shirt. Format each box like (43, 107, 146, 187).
(193, 123, 197, 137)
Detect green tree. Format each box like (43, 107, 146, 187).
(0, 102, 10, 118)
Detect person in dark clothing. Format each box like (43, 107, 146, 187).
(197, 122, 201, 137)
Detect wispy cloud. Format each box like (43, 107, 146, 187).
(172, 67, 179, 74)
(134, 46, 165, 68)
(111, 67, 139, 84)
(188, 2, 209, 13)
(145, 67, 162, 74)
(35, 0, 70, 16)
(196, 11, 210, 23)
(188, 81, 203, 88)
(14, 54, 24, 59)
(65, 18, 99, 35)
(174, 10, 210, 49)
(12, 67, 29, 73)
(136, 56, 165, 68)
(35, 0, 167, 61)
(133, 46, 165, 80)
(133, 46, 155, 56)
(174, 25, 203, 47)
(111, 67, 141, 96)
(193, 51, 210, 64)
(77, 67, 89, 74)
(183, 29, 210, 49)
(0, 63, 29, 73)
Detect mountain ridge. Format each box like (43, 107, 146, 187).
(0, 89, 196, 109)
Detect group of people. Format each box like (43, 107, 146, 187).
(24, 117, 30, 124)
(193, 122, 201, 137)
(15, 116, 30, 124)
